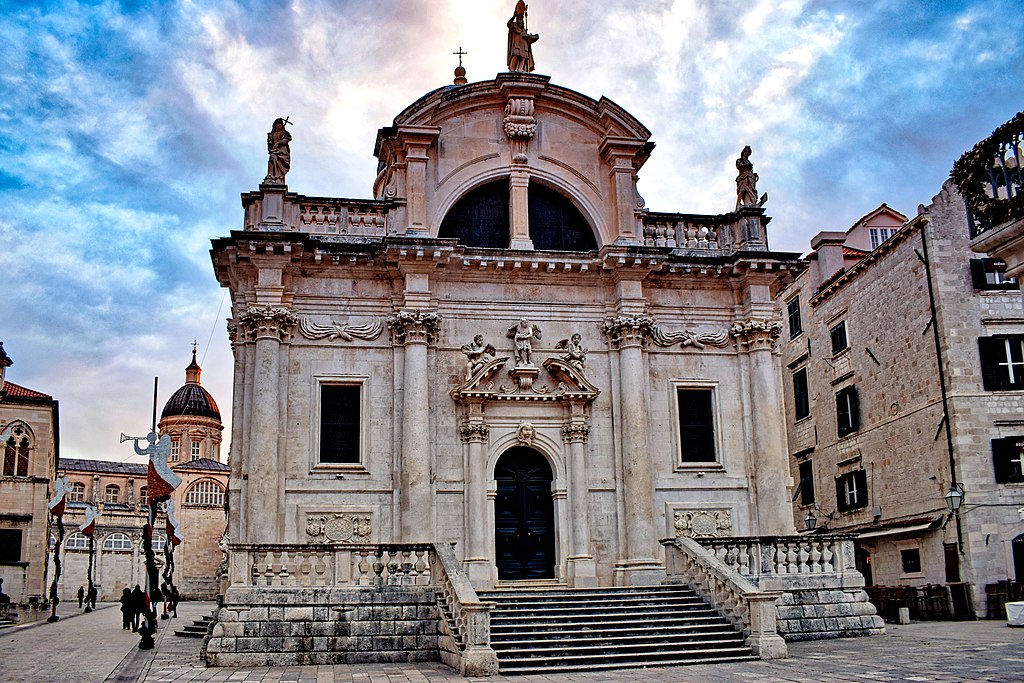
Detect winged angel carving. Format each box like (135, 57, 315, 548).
(460, 335, 497, 380)
(298, 317, 384, 342)
(507, 319, 542, 366)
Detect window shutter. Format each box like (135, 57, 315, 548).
(969, 259, 989, 289)
(848, 387, 860, 431)
(854, 469, 868, 505)
(836, 392, 849, 436)
(993, 437, 1012, 482)
(978, 337, 1007, 390)
(835, 476, 846, 512)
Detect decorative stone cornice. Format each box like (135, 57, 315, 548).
(298, 317, 384, 343)
(561, 422, 590, 443)
(237, 306, 298, 342)
(386, 309, 442, 346)
(730, 319, 782, 352)
(651, 325, 731, 350)
(459, 422, 490, 444)
(602, 316, 655, 349)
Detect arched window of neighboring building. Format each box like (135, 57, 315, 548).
(104, 484, 120, 504)
(151, 534, 166, 553)
(139, 486, 148, 506)
(65, 532, 89, 550)
(2, 428, 30, 477)
(439, 180, 510, 248)
(184, 480, 225, 507)
(68, 482, 86, 502)
(103, 533, 133, 551)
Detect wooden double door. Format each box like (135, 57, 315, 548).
(494, 447, 555, 580)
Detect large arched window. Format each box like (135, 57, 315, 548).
(184, 480, 225, 507)
(104, 485, 120, 504)
(65, 532, 89, 550)
(103, 533, 133, 551)
(2, 426, 30, 477)
(439, 180, 509, 248)
(528, 183, 596, 251)
(68, 482, 87, 502)
(152, 534, 167, 553)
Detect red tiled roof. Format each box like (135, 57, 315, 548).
(2, 381, 52, 399)
(843, 246, 869, 258)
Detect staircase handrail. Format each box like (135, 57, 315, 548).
(661, 536, 787, 659)
(430, 542, 499, 676)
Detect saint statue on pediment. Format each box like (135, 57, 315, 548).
(507, 1, 538, 73)
(264, 117, 292, 184)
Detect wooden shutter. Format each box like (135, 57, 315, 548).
(793, 369, 809, 420)
(969, 259, 989, 289)
(978, 337, 1008, 390)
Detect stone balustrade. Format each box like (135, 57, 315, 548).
(662, 537, 787, 659)
(243, 193, 389, 237)
(696, 535, 855, 581)
(430, 542, 499, 676)
(642, 215, 728, 251)
(235, 543, 434, 588)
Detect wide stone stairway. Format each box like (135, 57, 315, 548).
(477, 584, 756, 674)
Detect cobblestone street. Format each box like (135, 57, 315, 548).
(1, 600, 1022, 682)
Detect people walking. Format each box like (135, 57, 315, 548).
(119, 588, 132, 630)
(86, 584, 97, 609)
(169, 585, 180, 618)
(77, 586, 85, 608)
(130, 584, 145, 632)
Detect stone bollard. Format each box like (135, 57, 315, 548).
(897, 607, 910, 624)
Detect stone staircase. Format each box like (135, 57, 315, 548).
(478, 585, 756, 675)
(174, 612, 214, 638)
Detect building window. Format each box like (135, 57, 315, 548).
(68, 482, 86, 502)
(104, 485, 120, 504)
(102, 533, 133, 551)
(320, 384, 362, 464)
(787, 297, 803, 339)
(830, 321, 849, 355)
(793, 368, 810, 421)
(65, 532, 89, 550)
(0, 529, 22, 562)
(2, 436, 30, 477)
(979, 336, 1024, 390)
(970, 258, 1019, 291)
(836, 386, 860, 437)
(139, 486, 148, 506)
(151, 534, 167, 553)
(901, 547, 922, 574)
(992, 436, 1024, 484)
(836, 469, 868, 512)
(170, 439, 180, 461)
(190, 441, 201, 460)
(677, 388, 716, 463)
(797, 459, 815, 506)
(184, 480, 225, 507)
(869, 227, 898, 250)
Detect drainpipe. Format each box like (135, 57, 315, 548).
(916, 215, 964, 553)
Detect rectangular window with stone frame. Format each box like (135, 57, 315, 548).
(979, 336, 1024, 390)
(170, 439, 180, 461)
(797, 459, 815, 506)
(793, 367, 810, 421)
(992, 436, 1024, 484)
(970, 258, 1019, 291)
(0, 528, 22, 562)
(836, 386, 860, 437)
(835, 469, 868, 513)
(676, 387, 716, 463)
(190, 441, 201, 460)
(830, 320, 849, 355)
(320, 384, 361, 464)
(787, 297, 802, 339)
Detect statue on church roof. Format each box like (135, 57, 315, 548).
(506, 1, 538, 73)
(508, 318, 542, 367)
(264, 117, 292, 185)
(735, 145, 759, 209)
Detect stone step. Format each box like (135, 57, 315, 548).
(490, 597, 707, 614)
(491, 608, 722, 626)
(493, 632, 746, 651)
(499, 652, 758, 675)
(174, 612, 215, 638)
(480, 585, 698, 600)
(491, 622, 738, 642)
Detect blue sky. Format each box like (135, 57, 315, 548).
(1, 0, 1021, 462)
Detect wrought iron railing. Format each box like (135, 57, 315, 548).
(952, 112, 1024, 238)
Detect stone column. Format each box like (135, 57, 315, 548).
(563, 420, 597, 586)
(460, 419, 492, 587)
(387, 310, 441, 543)
(599, 139, 649, 244)
(508, 171, 534, 250)
(395, 126, 440, 235)
(731, 319, 795, 535)
(603, 316, 664, 584)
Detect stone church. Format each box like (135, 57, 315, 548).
(206, 8, 871, 672)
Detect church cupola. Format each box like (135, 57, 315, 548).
(158, 345, 224, 463)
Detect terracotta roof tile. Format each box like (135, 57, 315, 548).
(2, 381, 52, 400)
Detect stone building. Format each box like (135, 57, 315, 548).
(0, 342, 60, 610)
(778, 193, 1024, 617)
(51, 350, 229, 601)
(204, 12, 886, 671)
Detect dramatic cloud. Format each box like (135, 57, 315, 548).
(1, 0, 1020, 461)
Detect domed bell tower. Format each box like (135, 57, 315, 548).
(158, 344, 224, 463)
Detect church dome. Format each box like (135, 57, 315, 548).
(161, 348, 221, 420)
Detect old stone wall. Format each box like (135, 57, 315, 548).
(776, 587, 885, 641)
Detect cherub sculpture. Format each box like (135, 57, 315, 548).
(556, 333, 588, 371)
(460, 334, 496, 380)
(507, 319, 542, 366)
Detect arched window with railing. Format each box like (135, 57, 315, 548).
(184, 479, 225, 507)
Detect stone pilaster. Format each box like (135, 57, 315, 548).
(603, 316, 665, 584)
(562, 421, 597, 586)
(731, 319, 794, 535)
(460, 420, 491, 586)
(388, 310, 442, 543)
(237, 305, 297, 543)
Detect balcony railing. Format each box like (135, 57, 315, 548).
(952, 112, 1024, 238)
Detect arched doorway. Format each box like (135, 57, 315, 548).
(494, 447, 556, 580)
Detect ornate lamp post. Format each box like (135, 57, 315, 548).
(79, 504, 100, 613)
(45, 476, 70, 622)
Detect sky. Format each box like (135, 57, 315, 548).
(1, 0, 1021, 463)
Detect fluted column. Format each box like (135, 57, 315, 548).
(388, 310, 441, 543)
(460, 419, 492, 586)
(563, 420, 597, 586)
(603, 316, 664, 584)
(731, 319, 795, 535)
(237, 305, 296, 544)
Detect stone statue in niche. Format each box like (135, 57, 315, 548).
(508, 319, 542, 367)
(506, 1, 538, 73)
(556, 333, 587, 371)
(735, 145, 758, 209)
(264, 117, 292, 184)
(460, 334, 497, 380)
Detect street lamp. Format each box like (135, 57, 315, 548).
(944, 482, 965, 512)
(804, 510, 817, 531)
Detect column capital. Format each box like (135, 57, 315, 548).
(459, 421, 490, 444)
(387, 309, 442, 346)
(237, 305, 298, 342)
(561, 422, 590, 443)
(602, 316, 655, 350)
(730, 318, 782, 352)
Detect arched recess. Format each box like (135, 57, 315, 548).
(493, 446, 556, 580)
(529, 182, 597, 251)
(438, 180, 509, 248)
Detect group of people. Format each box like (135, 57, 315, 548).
(75, 585, 97, 609)
(117, 583, 180, 630)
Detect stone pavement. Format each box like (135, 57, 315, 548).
(2, 600, 1023, 683)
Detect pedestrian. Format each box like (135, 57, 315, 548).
(130, 584, 145, 632)
(87, 584, 97, 609)
(119, 588, 132, 630)
(159, 582, 169, 619)
(77, 585, 85, 608)
(169, 585, 180, 618)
